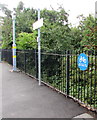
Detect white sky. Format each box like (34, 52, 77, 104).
(0, 0, 96, 26)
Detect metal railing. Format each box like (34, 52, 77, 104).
(2, 49, 97, 111)
(16, 50, 38, 78)
(0, 49, 2, 62)
(1, 49, 12, 64)
(41, 50, 97, 110)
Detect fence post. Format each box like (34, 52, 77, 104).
(1, 50, 4, 61)
(66, 50, 70, 96)
(35, 49, 38, 79)
(0, 50, 1, 62)
(24, 51, 26, 73)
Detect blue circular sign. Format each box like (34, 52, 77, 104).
(77, 53, 88, 71)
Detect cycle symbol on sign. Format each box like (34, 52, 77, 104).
(79, 56, 86, 63)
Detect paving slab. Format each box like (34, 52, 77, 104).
(1, 62, 96, 118)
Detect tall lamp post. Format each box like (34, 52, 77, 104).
(95, 1, 97, 19)
(12, 10, 16, 71)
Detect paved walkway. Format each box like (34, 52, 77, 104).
(1, 62, 97, 118)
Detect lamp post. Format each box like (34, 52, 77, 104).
(95, 1, 97, 19)
(12, 10, 16, 71)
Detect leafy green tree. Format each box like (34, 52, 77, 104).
(15, 6, 37, 35)
(41, 7, 72, 51)
(77, 14, 97, 50)
(17, 1, 24, 12)
(0, 3, 12, 18)
(2, 16, 12, 49)
(1, 1, 37, 49)
(16, 32, 37, 50)
(0, 3, 12, 49)
(1, 1, 96, 51)
(70, 27, 82, 50)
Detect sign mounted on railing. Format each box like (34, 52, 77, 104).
(77, 53, 88, 71)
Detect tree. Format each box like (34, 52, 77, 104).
(16, 7, 36, 34)
(70, 27, 82, 50)
(1, 1, 96, 51)
(0, 3, 12, 18)
(17, 1, 24, 12)
(16, 32, 37, 50)
(77, 14, 97, 50)
(1, 2, 37, 49)
(41, 7, 72, 52)
(0, 3, 12, 49)
(2, 16, 12, 49)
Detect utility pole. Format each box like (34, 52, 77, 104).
(33, 9, 43, 86)
(38, 9, 41, 86)
(12, 10, 16, 71)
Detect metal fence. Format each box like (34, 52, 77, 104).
(2, 49, 12, 65)
(17, 50, 38, 78)
(1, 49, 97, 111)
(0, 49, 2, 62)
(41, 50, 97, 111)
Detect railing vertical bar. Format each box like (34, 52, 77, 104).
(83, 51, 85, 103)
(78, 50, 80, 100)
(54, 54, 55, 87)
(80, 50, 83, 102)
(63, 54, 65, 93)
(66, 50, 70, 96)
(76, 50, 78, 99)
(61, 56, 63, 92)
(35, 49, 38, 78)
(90, 51, 93, 107)
(95, 51, 97, 109)
(59, 56, 60, 91)
(83, 51, 86, 103)
(87, 51, 89, 106)
(94, 50, 96, 108)
(65, 50, 67, 93)
(73, 51, 75, 97)
(24, 51, 26, 73)
(70, 50, 72, 96)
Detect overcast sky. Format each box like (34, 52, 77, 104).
(0, 0, 96, 26)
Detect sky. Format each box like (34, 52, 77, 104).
(0, 0, 96, 26)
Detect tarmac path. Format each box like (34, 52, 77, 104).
(1, 62, 96, 118)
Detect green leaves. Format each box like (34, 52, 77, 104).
(1, 1, 96, 51)
(40, 8, 71, 51)
(78, 15, 96, 50)
(2, 16, 12, 49)
(16, 32, 37, 50)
